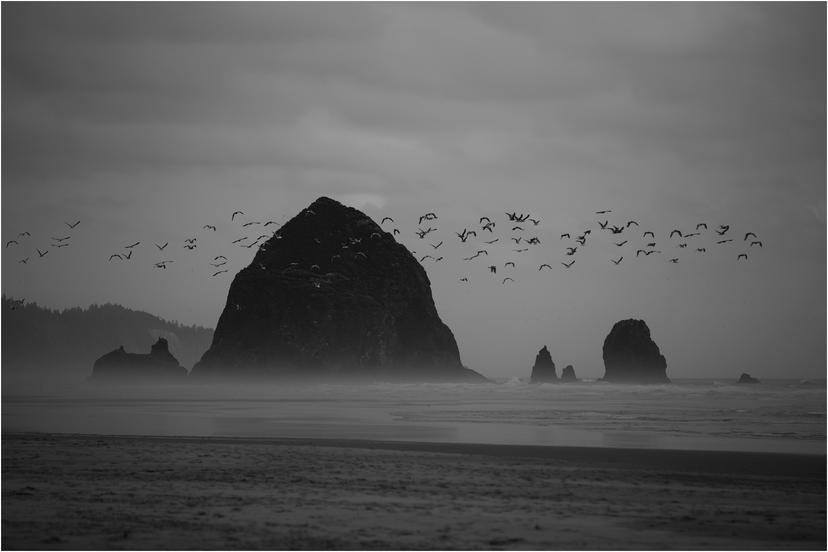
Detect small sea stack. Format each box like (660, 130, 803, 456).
(91, 338, 187, 380)
(560, 365, 578, 383)
(738, 373, 760, 384)
(530, 346, 557, 383)
(602, 319, 669, 384)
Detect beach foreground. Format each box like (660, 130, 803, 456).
(2, 433, 825, 550)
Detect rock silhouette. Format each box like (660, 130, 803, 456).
(530, 346, 557, 383)
(91, 338, 186, 380)
(560, 365, 578, 383)
(193, 197, 485, 382)
(602, 319, 669, 383)
(738, 373, 760, 384)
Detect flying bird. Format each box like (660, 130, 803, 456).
(717, 239, 733, 244)
(489, 265, 497, 273)
(416, 227, 437, 239)
(716, 225, 730, 236)
(418, 213, 438, 225)
(611, 257, 623, 265)
(392, 229, 400, 236)
(615, 240, 627, 247)
(242, 221, 261, 227)
(528, 218, 540, 226)
(37, 248, 48, 258)
(479, 216, 491, 225)
(184, 244, 197, 250)
(678, 243, 688, 248)
(560, 233, 570, 240)
(561, 260, 574, 268)
(18, 232, 30, 237)
(598, 221, 609, 230)
(231, 211, 244, 221)
(538, 264, 552, 271)
(154, 261, 174, 269)
(155, 242, 168, 250)
(203, 225, 217, 231)
(52, 236, 71, 242)
(125, 242, 140, 249)
(511, 237, 522, 244)
(504, 262, 515, 268)
(214, 255, 227, 261)
(381, 217, 394, 225)
(232, 237, 247, 244)
(697, 248, 706, 252)
(646, 242, 656, 248)
(610, 226, 624, 234)
(512, 226, 524, 232)
(744, 232, 757, 241)
(431, 241, 443, 249)
(502, 277, 514, 284)
(737, 254, 748, 260)
(108, 254, 122, 261)
(65, 220, 81, 229)
(643, 231, 655, 238)
(626, 220, 639, 228)
(5, 240, 18, 248)
(526, 237, 541, 245)
(565, 247, 577, 255)
(482, 222, 496, 232)
(750, 241, 763, 247)
(696, 223, 708, 230)
(124, 250, 133, 259)
(19, 257, 29, 264)
(459, 277, 469, 283)
(485, 238, 500, 244)
(184, 238, 197, 244)
(669, 230, 682, 238)
(52, 243, 69, 248)
(264, 220, 280, 227)
(595, 210, 612, 215)
(636, 249, 646, 257)
(420, 255, 434, 262)
(212, 269, 228, 277)
(514, 248, 529, 253)
(669, 258, 679, 263)
(683, 232, 700, 238)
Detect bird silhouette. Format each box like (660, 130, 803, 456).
(489, 265, 497, 273)
(696, 223, 708, 231)
(52, 243, 69, 248)
(459, 277, 469, 282)
(750, 241, 763, 248)
(52, 236, 71, 242)
(479, 216, 491, 225)
(610, 226, 624, 234)
(502, 277, 514, 284)
(565, 247, 577, 255)
(669, 230, 682, 238)
(420, 255, 434, 262)
(504, 261, 515, 268)
(416, 227, 437, 239)
(683, 232, 700, 238)
(184, 244, 197, 250)
(645, 250, 660, 255)
(646, 242, 656, 248)
(643, 231, 655, 238)
(18, 231, 30, 237)
(636, 249, 646, 257)
(678, 243, 688, 248)
(560, 233, 570, 239)
(6, 240, 18, 248)
(19, 257, 29, 264)
(511, 237, 522, 244)
(231, 211, 244, 221)
(184, 238, 197, 244)
(232, 237, 247, 244)
(431, 241, 443, 249)
(65, 220, 81, 229)
(418, 213, 438, 225)
(526, 237, 541, 245)
(435, 256, 444, 262)
(598, 221, 609, 230)
(615, 240, 627, 247)
(561, 260, 574, 268)
(485, 238, 499, 244)
(155, 242, 168, 250)
(716, 225, 730, 236)
(514, 248, 529, 253)
(595, 210, 612, 215)
(37, 248, 48, 258)
(124, 250, 133, 259)
(697, 248, 706, 253)
(482, 222, 496, 232)
(212, 269, 228, 277)
(210, 261, 227, 267)
(717, 239, 733, 244)
(381, 217, 394, 225)
(203, 225, 217, 231)
(108, 254, 122, 261)
(669, 258, 678, 263)
(512, 226, 524, 232)
(575, 237, 586, 246)
(392, 229, 400, 236)
(611, 257, 623, 265)
(538, 263, 552, 271)
(737, 253, 748, 260)
(528, 218, 540, 226)
(125, 242, 140, 249)
(154, 261, 174, 269)
(242, 221, 261, 227)
(744, 232, 757, 241)
(626, 220, 639, 228)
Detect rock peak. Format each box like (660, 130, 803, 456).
(530, 345, 557, 383)
(602, 319, 669, 384)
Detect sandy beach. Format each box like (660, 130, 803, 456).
(2, 433, 824, 550)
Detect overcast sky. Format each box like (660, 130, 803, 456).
(3, 3, 825, 379)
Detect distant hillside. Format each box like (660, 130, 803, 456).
(2, 296, 213, 386)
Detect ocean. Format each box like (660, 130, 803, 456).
(3, 378, 825, 455)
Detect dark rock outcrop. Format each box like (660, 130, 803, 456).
(560, 365, 577, 383)
(530, 346, 557, 383)
(192, 197, 485, 382)
(738, 373, 760, 384)
(91, 338, 187, 380)
(602, 319, 669, 384)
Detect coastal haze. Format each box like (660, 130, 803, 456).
(2, 3, 826, 550)
(2, 3, 825, 380)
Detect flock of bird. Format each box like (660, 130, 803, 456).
(6, 205, 763, 297)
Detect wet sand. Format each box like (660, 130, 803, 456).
(2, 432, 825, 549)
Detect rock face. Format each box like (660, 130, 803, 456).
(91, 338, 186, 380)
(530, 346, 557, 383)
(602, 319, 669, 384)
(738, 373, 760, 384)
(192, 197, 485, 382)
(560, 365, 577, 383)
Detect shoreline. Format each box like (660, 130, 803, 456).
(3, 432, 825, 549)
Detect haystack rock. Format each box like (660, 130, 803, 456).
(738, 373, 760, 384)
(192, 197, 485, 382)
(560, 365, 577, 383)
(91, 338, 186, 380)
(530, 346, 557, 383)
(602, 319, 669, 384)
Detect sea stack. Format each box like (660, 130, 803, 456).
(738, 373, 760, 384)
(560, 365, 577, 383)
(602, 319, 669, 384)
(91, 338, 187, 380)
(530, 346, 557, 383)
(192, 197, 485, 382)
